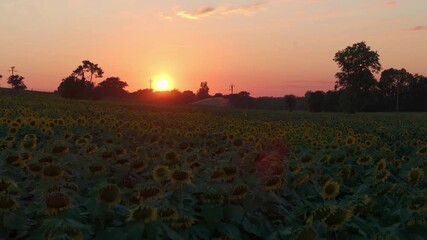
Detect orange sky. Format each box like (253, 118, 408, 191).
(0, 0, 426, 97)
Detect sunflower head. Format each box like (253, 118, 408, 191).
(45, 192, 71, 215)
(375, 158, 387, 172)
(5, 154, 22, 167)
(321, 180, 340, 199)
(230, 185, 248, 201)
(152, 165, 171, 184)
(0, 177, 18, 193)
(357, 156, 372, 165)
(88, 163, 106, 175)
(408, 196, 427, 213)
(172, 216, 195, 229)
(416, 146, 427, 157)
(222, 166, 238, 182)
(97, 184, 120, 207)
(209, 170, 225, 182)
(408, 167, 424, 185)
(171, 169, 192, 187)
(52, 141, 69, 154)
(128, 205, 157, 223)
(0, 195, 18, 213)
(138, 186, 162, 201)
(323, 208, 353, 230)
(295, 228, 317, 240)
(43, 164, 64, 179)
(262, 176, 283, 192)
(158, 206, 178, 221)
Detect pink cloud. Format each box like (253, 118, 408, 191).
(176, 2, 266, 20)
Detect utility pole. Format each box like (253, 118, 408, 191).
(230, 83, 235, 95)
(149, 78, 152, 90)
(9, 66, 17, 76)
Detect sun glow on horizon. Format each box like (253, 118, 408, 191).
(156, 79, 170, 91)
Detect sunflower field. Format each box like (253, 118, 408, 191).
(0, 92, 426, 240)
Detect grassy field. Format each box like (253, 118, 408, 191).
(0, 90, 426, 239)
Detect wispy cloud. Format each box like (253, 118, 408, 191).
(176, 2, 266, 20)
(384, 1, 397, 6)
(407, 25, 427, 31)
(177, 6, 215, 20)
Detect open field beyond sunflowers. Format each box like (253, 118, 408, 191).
(0, 91, 426, 240)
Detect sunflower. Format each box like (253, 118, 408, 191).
(45, 192, 71, 215)
(52, 141, 69, 154)
(408, 196, 427, 213)
(223, 166, 238, 182)
(376, 170, 390, 183)
(82, 145, 98, 155)
(74, 137, 89, 147)
(209, 170, 225, 182)
(345, 136, 356, 145)
(130, 160, 144, 172)
(88, 163, 106, 175)
(321, 180, 340, 199)
(43, 164, 64, 179)
(28, 162, 43, 176)
(0, 177, 17, 193)
(373, 182, 394, 196)
(262, 176, 282, 192)
(139, 186, 162, 201)
(0, 195, 18, 213)
(323, 208, 352, 230)
(39, 155, 55, 164)
(408, 167, 424, 185)
(305, 206, 336, 224)
(152, 165, 171, 184)
(5, 154, 22, 167)
(295, 228, 318, 240)
(128, 205, 157, 223)
(351, 195, 373, 216)
(158, 206, 178, 221)
(229, 185, 248, 201)
(375, 158, 387, 172)
(201, 192, 224, 204)
(357, 156, 372, 165)
(416, 146, 427, 157)
(171, 169, 192, 187)
(172, 216, 195, 228)
(97, 185, 120, 207)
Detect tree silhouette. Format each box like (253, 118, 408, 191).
(96, 77, 128, 98)
(72, 60, 104, 83)
(284, 95, 296, 112)
(378, 68, 413, 112)
(306, 91, 325, 112)
(57, 76, 94, 99)
(8, 75, 27, 90)
(197, 82, 210, 100)
(334, 42, 381, 113)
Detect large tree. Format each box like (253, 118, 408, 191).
(96, 77, 128, 98)
(8, 75, 27, 90)
(378, 68, 414, 112)
(57, 76, 94, 99)
(72, 60, 104, 83)
(284, 94, 296, 112)
(196, 82, 210, 100)
(333, 41, 381, 112)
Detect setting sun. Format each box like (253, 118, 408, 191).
(157, 79, 169, 91)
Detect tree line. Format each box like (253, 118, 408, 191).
(3, 41, 426, 112)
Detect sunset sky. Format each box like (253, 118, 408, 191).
(0, 0, 426, 96)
